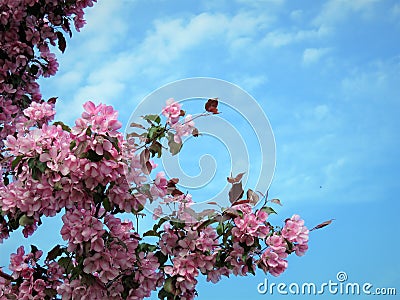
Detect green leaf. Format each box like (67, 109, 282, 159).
(103, 151, 112, 160)
(11, 156, 23, 170)
(54, 182, 63, 191)
(31, 167, 41, 180)
(19, 214, 35, 226)
(285, 239, 294, 252)
(143, 230, 159, 237)
(121, 274, 139, 290)
(163, 277, 175, 294)
(86, 126, 92, 136)
(158, 287, 172, 300)
(155, 251, 168, 265)
(20, 95, 31, 109)
(9, 217, 19, 230)
(147, 126, 159, 140)
(216, 222, 224, 236)
(215, 251, 228, 268)
(147, 244, 157, 252)
(228, 182, 244, 203)
(36, 160, 47, 173)
(81, 273, 96, 285)
(103, 197, 112, 212)
(167, 133, 182, 156)
(27, 157, 36, 169)
(56, 31, 66, 53)
(246, 258, 256, 275)
(58, 257, 73, 273)
(93, 193, 103, 205)
(223, 223, 234, 245)
(63, 17, 72, 37)
(70, 266, 81, 280)
(69, 140, 76, 151)
(149, 141, 162, 158)
(132, 203, 144, 213)
(104, 135, 120, 153)
(170, 220, 185, 229)
(143, 114, 161, 124)
(30, 245, 39, 254)
(261, 206, 277, 215)
(137, 242, 157, 253)
(44, 288, 57, 298)
(153, 217, 169, 231)
(197, 218, 218, 232)
(53, 121, 71, 132)
(46, 245, 63, 261)
(29, 64, 39, 76)
(86, 149, 103, 162)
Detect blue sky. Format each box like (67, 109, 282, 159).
(2, 0, 400, 299)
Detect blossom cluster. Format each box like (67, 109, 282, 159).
(154, 200, 310, 298)
(0, 98, 310, 299)
(0, 0, 96, 153)
(0, 100, 158, 238)
(0, 99, 170, 299)
(162, 98, 195, 144)
(0, 2, 313, 299)
(3, 245, 63, 299)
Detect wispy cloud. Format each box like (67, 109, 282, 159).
(45, 9, 277, 123)
(392, 3, 400, 17)
(261, 26, 330, 48)
(313, 0, 380, 26)
(302, 47, 331, 65)
(38, 1, 400, 209)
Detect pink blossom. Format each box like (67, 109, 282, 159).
(266, 234, 287, 257)
(260, 248, 288, 277)
(294, 243, 309, 256)
(60, 208, 105, 251)
(159, 225, 179, 255)
(33, 279, 46, 292)
(150, 171, 168, 199)
(171, 114, 195, 143)
(153, 205, 163, 220)
(282, 214, 309, 245)
(162, 98, 181, 124)
(231, 208, 270, 246)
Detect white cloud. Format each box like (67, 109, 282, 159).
(235, 0, 286, 7)
(79, 1, 130, 53)
(391, 3, 400, 18)
(340, 58, 400, 101)
(261, 26, 330, 48)
(314, 0, 380, 26)
(302, 47, 330, 65)
(50, 9, 277, 123)
(290, 9, 303, 21)
(139, 14, 227, 63)
(313, 104, 330, 120)
(56, 70, 83, 89)
(137, 11, 273, 63)
(235, 74, 269, 92)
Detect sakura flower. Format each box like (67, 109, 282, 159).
(260, 248, 288, 277)
(150, 171, 168, 199)
(171, 114, 195, 143)
(282, 214, 309, 245)
(162, 98, 181, 124)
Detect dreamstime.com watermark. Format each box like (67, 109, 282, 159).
(257, 271, 397, 296)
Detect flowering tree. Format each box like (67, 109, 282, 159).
(0, 1, 316, 299)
